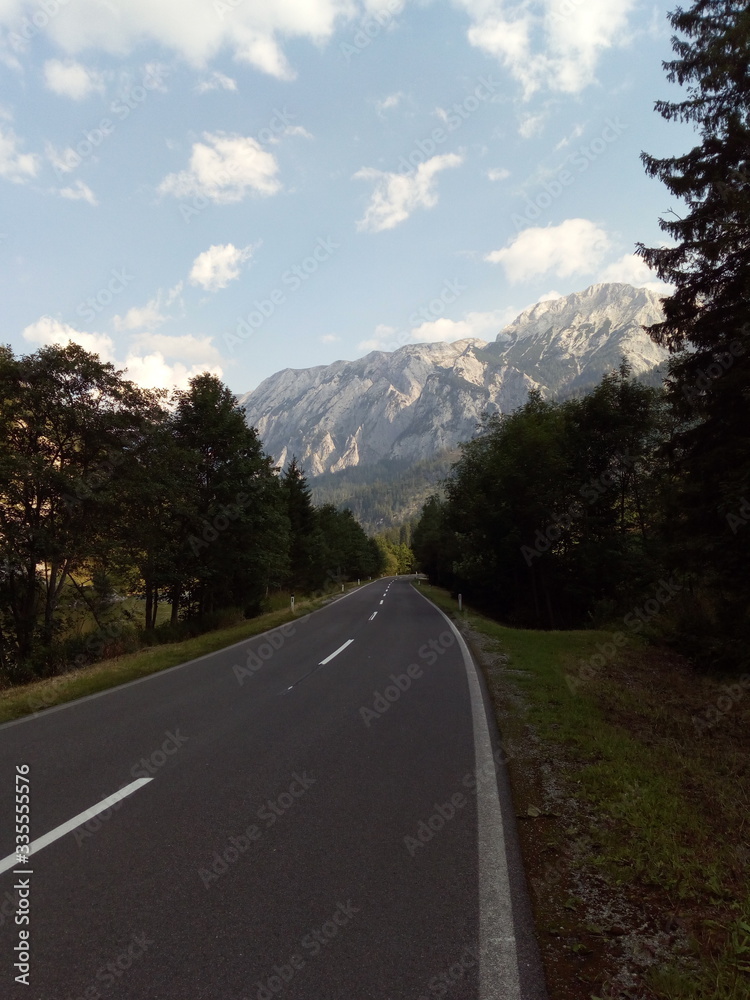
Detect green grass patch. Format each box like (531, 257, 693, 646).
(417, 583, 750, 1000)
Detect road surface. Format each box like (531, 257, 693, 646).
(0, 577, 546, 999)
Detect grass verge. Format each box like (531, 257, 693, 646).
(417, 582, 750, 1000)
(0, 587, 354, 727)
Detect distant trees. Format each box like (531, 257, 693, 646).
(0, 345, 380, 684)
(413, 367, 669, 629)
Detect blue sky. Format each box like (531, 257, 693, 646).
(0, 0, 693, 394)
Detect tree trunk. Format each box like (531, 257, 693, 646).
(144, 578, 153, 630)
(170, 584, 180, 624)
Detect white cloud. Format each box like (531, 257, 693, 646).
(129, 332, 223, 366)
(43, 59, 105, 100)
(518, 111, 545, 138)
(45, 142, 80, 176)
(59, 179, 98, 205)
(0, 126, 39, 183)
(122, 352, 223, 391)
(2, 0, 359, 79)
(112, 281, 188, 330)
(538, 289, 563, 302)
(21, 316, 222, 389)
(487, 167, 510, 182)
(376, 92, 404, 116)
(123, 332, 224, 389)
(458, 0, 637, 97)
(354, 153, 464, 233)
(166, 281, 183, 306)
(554, 123, 585, 151)
(189, 243, 255, 292)
(113, 298, 167, 332)
(320, 334, 339, 343)
(22, 317, 115, 359)
(358, 324, 399, 352)
(486, 219, 611, 283)
(195, 71, 237, 93)
(358, 309, 519, 351)
(410, 308, 517, 343)
(283, 125, 313, 139)
(599, 253, 674, 294)
(158, 133, 280, 203)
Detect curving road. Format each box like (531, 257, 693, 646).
(0, 577, 547, 999)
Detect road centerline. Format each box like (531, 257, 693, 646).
(318, 639, 354, 665)
(0, 778, 153, 876)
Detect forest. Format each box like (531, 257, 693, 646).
(414, 2, 750, 672)
(0, 348, 382, 686)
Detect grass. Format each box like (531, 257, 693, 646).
(417, 583, 750, 1000)
(0, 585, 356, 726)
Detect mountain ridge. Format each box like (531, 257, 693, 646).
(238, 282, 669, 476)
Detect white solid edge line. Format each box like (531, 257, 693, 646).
(0, 578, 392, 734)
(0, 778, 153, 876)
(412, 587, 522, 1000)
(318, 638, 354, 665)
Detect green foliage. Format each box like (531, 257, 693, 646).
(373, 535, 415, 575)
(0, 346, 378, 685)
(310, 451, 458, 534)
(414, 368, 671, 628)
(637, 0, 750, 655)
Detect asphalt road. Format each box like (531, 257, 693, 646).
(0, 577, 547, 999)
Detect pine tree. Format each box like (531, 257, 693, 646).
(637, 0, 750, 633)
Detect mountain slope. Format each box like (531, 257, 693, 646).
(238, 283, 668, 476)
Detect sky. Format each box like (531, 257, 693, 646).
(0, 0, 696, 395)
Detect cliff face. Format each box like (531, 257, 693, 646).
(237, 283, 668, 474)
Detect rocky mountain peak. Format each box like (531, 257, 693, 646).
(238, 283, 668, 476)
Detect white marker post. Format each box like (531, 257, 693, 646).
(290, 594, 295, 611)
(458, 593, 462, 611)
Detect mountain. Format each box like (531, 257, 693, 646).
(237, 283, 668, 477)
(309, 450, 460, 535)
